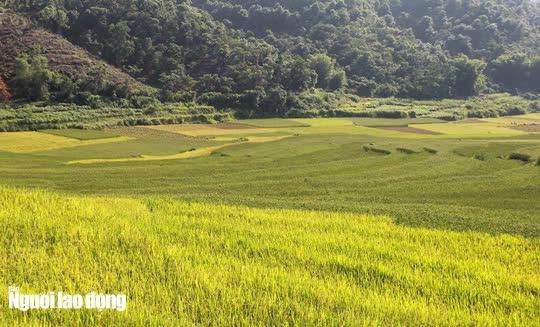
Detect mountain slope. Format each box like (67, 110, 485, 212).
(0, 12, 145, 89)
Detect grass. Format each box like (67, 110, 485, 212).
(40, 129, 120, 140)
(1, 187, 539, 325)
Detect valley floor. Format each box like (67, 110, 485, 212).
(0, 116, 539, 324)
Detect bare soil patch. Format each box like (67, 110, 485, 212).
(378, 126, 443, 135)
(214, 123, 254, 130)
(510, 124, 540, 132)
(108, 127, 190, 139)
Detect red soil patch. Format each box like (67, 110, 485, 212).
(0, 12, 145, 89)
(0, 77, 12, 101)
(378, 126, 443, 135)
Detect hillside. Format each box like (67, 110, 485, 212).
(0, 0, 538, 119)
(0, 12, 145, 90)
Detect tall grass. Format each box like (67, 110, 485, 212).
(1, 187, 538, 325)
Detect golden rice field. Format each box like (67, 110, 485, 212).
(1, 187, 539, 325)
(0, 132, 131, 153)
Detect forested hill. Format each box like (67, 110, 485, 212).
(1, 0, 539, 116)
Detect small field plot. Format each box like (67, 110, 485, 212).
(0, 132, 130, 153)
(409, 122, 528, 138)
(236, 118, 310, 128)
(38, 127, 219, 160)
(146, 124, 273, 137)
(349, 118, 444, 127)
(40, 129, 120, 140)
(520, 113, 540, 119)
(66, 135, 291, 164)
(378, 126, 442, 135)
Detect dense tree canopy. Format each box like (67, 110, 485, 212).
(3, 0, 539, 115)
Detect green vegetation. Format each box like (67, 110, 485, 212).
(1, 0, 539, 322)
(1, 187, 538, 325)
(0, 103, 231, 131)
(0, 117, 540, 324)
(1, 117, 538, 237)
(1, 0, 539, 118)
(363, 145, 392, 155)
(508, 152, 532, 163)
(396, 148, 416, 155)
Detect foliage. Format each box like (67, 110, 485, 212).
(507, 152, 532, 162)
(2, 0, 538, 116)
(363, 145, 391, 155)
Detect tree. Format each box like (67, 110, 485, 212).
(530, 58, 540, 93)
(9, 55, 31, 99)
(287, 58, 317, 92)
(451, 55, 486, 97)
(310, 54, 334, 89)
(261, 86, 288, 116)
(416, 16, 435, 42)
(108, 21, 135, 67)
(491, 52, 530, 93)
(27, 54, 52, 100)
(9, 54, 52, 101)
(328, 69, 347, 91)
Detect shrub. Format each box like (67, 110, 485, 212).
(423, 147, 438, 154)
(508, 153, 531, 162)
(363, 145, 391, 155)
(474, 153, 486, 161)
(397, 147, 416, 154)
(535, 157, 540, 166)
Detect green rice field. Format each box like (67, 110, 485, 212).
(1, 116, 539, 325)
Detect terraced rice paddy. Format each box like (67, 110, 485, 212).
(0, 131, 130, 153)
(1, 115, 539, 325)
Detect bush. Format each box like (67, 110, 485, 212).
(363, 145, 391, 155)
(474, 153, 486, 161)
(423, 147, 438, 154)
(397, 147, 416, 154)
(508, 153, 531, 162)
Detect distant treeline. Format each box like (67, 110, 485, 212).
(1, 0, 539, 117)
